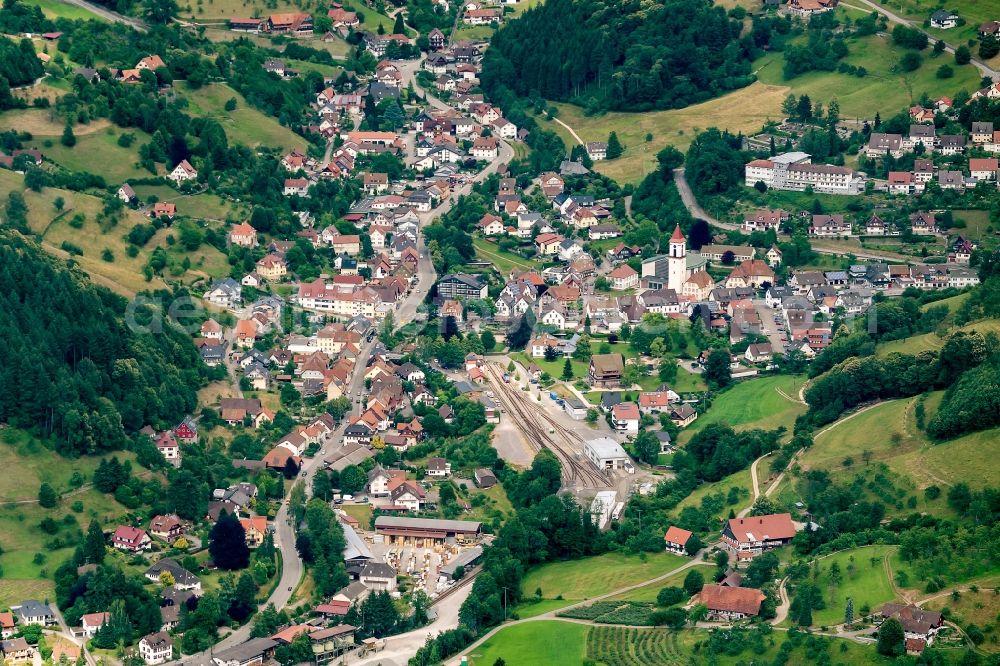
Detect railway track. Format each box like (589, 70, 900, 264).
(483, 363, 611, 489)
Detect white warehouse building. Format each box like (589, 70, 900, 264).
(584, 437, 631, 471)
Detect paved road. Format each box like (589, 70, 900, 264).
(57, 0, 147, 29)
(346, 581, 474, 666)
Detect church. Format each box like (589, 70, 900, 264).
(640, 225, 715, 301)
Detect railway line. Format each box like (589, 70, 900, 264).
(483, 363, 612, 489)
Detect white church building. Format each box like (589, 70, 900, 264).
(640, 225, 715, 301)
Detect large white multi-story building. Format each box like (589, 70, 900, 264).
(745, 152, 865, 195)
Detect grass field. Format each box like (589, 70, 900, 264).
(520, 551, 687, 602)
(512, 341, 637, 383)
(678, 375, 807, 444)
(467, 621, 588, 666)
(473, 238, 543, 274)
(0, 170, 229, 294)
(890, 426, 1000, 491)
(609, 569, 695, 603)
(800, 398, 923, 471)
(637, 366, 707, 394)
(453, 25, 496, 41)
(673, 468, 753, 516)
(799, 392, 1000, 506)
(179, 83, 306, 151)
(24, 0, 108, 19)
(131, 184, 240, 221)
(0, 429, 135, 605)
(548, 20, 982, 184)
(921, 291, 970, 314)
(925, 588, 1000, 653)
(867, 0, 1000, 71)
(953, 209, 998, 250)
(549, 81, 789, 184)
(42, 127, 155, 183)
(0, 109, 112, 136)
(876, 319, 1000, 356)
(341, 503, 373, 528)
(808, 545, 899, 627)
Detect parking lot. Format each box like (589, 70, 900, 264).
(753, 299, 787, 354)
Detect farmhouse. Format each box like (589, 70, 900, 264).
(878, 603, 945, 645)
(720, 514, 797, 560)
(699, 585, 767, 620)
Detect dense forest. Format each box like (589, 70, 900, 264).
(0, 36, 44, 88)
(0, 231, 201, 455)
(480, 0, 755, 112)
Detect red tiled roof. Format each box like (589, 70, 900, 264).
(664, 526, 692, 546)
(699, 584, 766, 616)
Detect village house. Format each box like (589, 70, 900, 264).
(255, 254, 288, 281)
(608, 264, 639, 290)
(145, 559, 200, 590)
(240, 516, 269, 548)
(139, 632, 173, 665)
(229, 221, 258, 248)
(149, 514, 185, 542)
(611, 402, 641, 435)
(12, 601, 54, 627)
(168, 159, 197, 185)
(809, 214, 852, 237)
(112, 525, 152, 552)
(1, 638, 33, 664)
(663, 526, 693, 555)
(80, 612, 110, 638)
(589, 353, 624, 387)
(878, 603, 945, 646)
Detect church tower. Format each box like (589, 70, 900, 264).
(667, 224, 687, 292)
